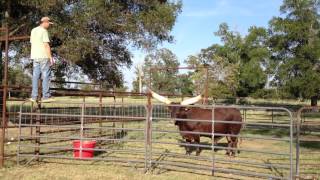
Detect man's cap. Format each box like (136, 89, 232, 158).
(40, 17, 54, 24)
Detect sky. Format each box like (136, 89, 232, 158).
(123, 0, 283, 90)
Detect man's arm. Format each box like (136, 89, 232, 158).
(44, 42, 54, 65)
(42, 29, 54, 65)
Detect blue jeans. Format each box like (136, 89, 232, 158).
(31, 59, 51, 100)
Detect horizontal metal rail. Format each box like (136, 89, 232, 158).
(17, 101, 294, 179)
(151, 140, 291, 156)
(150, 151, 290, 169)
(18, 154, 146, 164)
(19, 136, 145, 143)
(18, 144, 146, 154)
(19, 113, 146, 120)
(152, 129, 291, 142)
(154, 117, 291, 127)
(20, 124, 144, 132)
(152, 160, 285, 180)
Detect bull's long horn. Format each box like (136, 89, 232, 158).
(180, 95, 202, 105)
(149, 90, 172, 104)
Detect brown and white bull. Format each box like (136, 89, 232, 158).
(150, 90, 242, 156)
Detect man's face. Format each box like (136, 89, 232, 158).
(42, 21, 50, 29)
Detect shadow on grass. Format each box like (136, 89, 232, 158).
(177, 139, 229, 155)
(154, 167, 244, 180)
(242, 127, 290, 138)
(94, 130, 128, 156)
(300, 141, 320, 150)
(37, 159, 245, 180)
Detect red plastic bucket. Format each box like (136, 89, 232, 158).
(73, 140, 96, 158)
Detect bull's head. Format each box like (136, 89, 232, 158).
(149, 90, 202, 124)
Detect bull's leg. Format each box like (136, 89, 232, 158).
(213, 138, 218, 152)
(213, 136, 222, 152)
(230, 137, 238, 157)
(226, 136, 232, 156)
(185, 139, 192, 155)
(195, 136, 201, 156)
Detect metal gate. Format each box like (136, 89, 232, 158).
(18, 101, 294, 179)
(17, 101, 148, 168)
(296, 106, 320, 179)
(149, 104, 294, 179)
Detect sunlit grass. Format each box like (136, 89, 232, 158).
(2, 97, 320, 179)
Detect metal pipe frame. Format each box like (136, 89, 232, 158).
(17, 101, 294, 179)
(152, 161, 286, 180)
(148, 66, 210, 103)
(295, 106, 320, 179)
(2, 85, 191, 98)
(0, 26, 9, 167)
(150, 151, 290, 169)
(150, 103, 294, 179)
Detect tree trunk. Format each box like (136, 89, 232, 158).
(311, 96, 318, 106)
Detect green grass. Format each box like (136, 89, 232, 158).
(1, 97, 320, 179)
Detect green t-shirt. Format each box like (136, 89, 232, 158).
(30, 26, 50, 59)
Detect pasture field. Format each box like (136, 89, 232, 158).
(1, 97, 320, 179)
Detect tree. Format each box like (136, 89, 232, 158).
(0, 0, 182, 87)
(7, 65, 32, 97)
(238, 26, 270, 96)
(186, 23, 269, 98)
(140, 48, 180, 94)
(132, 64, 146, 93)
(269, 0, 320, 105)
(176, 73, 194, 96)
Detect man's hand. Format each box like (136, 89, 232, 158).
(44, 42, 53, 65)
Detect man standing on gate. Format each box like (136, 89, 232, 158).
(29, 17, 55, 103)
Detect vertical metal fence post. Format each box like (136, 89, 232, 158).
(79, 100, 85, 159)
(271, 109, 274, 129)
(204, 67, 209, 105)
(17, 104, 23, 165)
(145, 93, 152, 172)
(289, 111, 294, 180)
(0, 26, 9, 167)
(35, 104, 40, 162)
(148, 99, 153, 171)
(211, 106, 215, 176)
(30, 102, 33, 136)
(35, 80, 42, 162)
(242, 109, 246, 129)
(99, 93, 102, 139)
(121, 97, 124, 130)
(296, 110, 302, 178)
(144, 105, 148, 172)
(112, 96, 116, 141)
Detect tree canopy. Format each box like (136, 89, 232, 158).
(0, 0, 182, 87)
(186, 23, 269, 98)
(186, 0, 320, 104)
(140, 48, 180, 94)
(3, 0, 320, 104)
(269, 0, 320, 103)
